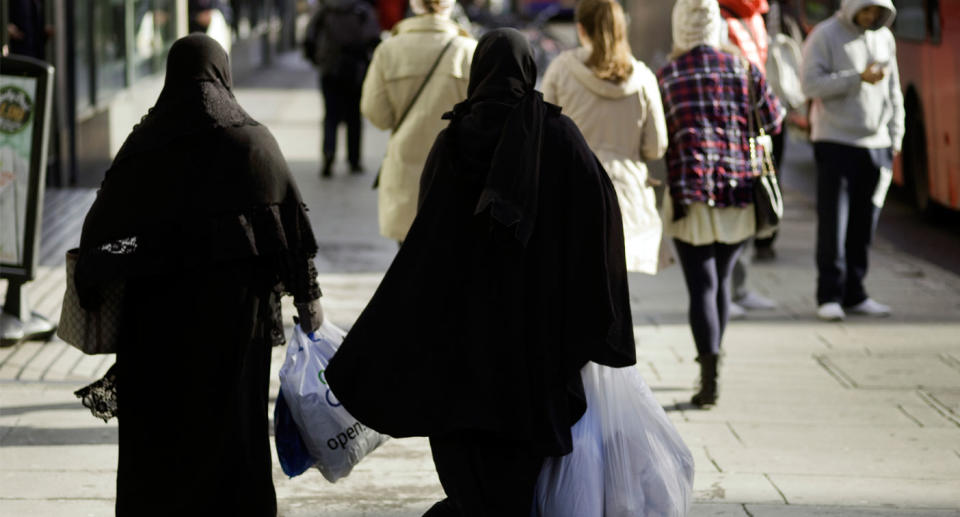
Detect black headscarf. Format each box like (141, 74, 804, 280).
(325, 28, 635, 456)
(444, 28, 547, 246)
(77, 34, 318, 304)
(112, 33, 255, 165)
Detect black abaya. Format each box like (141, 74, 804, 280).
(75, 35, 319, 517)
(324, 30, 635, 513)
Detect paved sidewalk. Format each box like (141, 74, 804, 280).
(1, 52, 959, 516)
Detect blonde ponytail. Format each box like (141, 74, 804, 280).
(576, 0, 634, 83)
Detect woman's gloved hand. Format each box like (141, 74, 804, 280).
(295, 299, 324, 334)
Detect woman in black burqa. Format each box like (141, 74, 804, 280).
(324, 28, 636, 516)
(74, 34, 322, 516)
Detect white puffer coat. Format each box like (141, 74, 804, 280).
(542, 48, 668, 273)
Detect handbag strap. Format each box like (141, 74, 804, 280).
(742, 57, 763, 176)
(392, 37, 455, 133)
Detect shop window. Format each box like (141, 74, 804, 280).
(133, 0, 178, 80)
(928, 0, 941, 44)
(74, 2, 94, 112)
(802, 0, 838, 28)
(94, 0, 128, 102)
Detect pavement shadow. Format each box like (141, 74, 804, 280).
(663, 401, 703, 413)
(640, 310, 960, 325)
(0, 402, 85, 416)
(0, 425, 117, 446)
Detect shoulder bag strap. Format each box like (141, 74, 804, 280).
(371, 37, 455, 190)
(743, 57, 776, 177)
(743, 57, 761, 176)
(392, 37, 456, 133)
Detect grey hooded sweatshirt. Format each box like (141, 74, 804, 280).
(800, 0, 904, 151)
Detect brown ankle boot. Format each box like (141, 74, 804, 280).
(691, 354, 719, 407)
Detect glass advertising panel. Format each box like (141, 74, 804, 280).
(0, 76, 38, 266)
(0, 55, 53, 280)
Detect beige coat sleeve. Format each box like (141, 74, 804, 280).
(361, 48, 396, 131)
(639, 68, 668, 161)
(540, 58, 562, 105)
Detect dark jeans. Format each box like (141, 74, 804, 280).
(424, 432, 544, 517)
(754, 129, 786, 250)
(320, 72, 362, 166)
(674, 239, 747, 357)
(813, 142, 890, 306)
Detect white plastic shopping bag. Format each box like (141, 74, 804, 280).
(535, 363, 695, 517)
(278, 321, 389, 482)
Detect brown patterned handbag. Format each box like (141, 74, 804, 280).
(57, 248, 123, 354)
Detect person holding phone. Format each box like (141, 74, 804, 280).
(800, 0, 904, 322)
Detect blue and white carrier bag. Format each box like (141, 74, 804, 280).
(278, 321, 388, 482)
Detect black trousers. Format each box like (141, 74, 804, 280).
(424, 432, 544, 517)
(673, 239, 747, 357)
(320, 72, 362, 166)
(813, 142, 890, 306)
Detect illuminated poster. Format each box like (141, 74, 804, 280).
(0, 77, 37, 265)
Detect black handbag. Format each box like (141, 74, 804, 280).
(744, 59, 784, 237)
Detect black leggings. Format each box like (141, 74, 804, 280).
(673, 239, 747, 357)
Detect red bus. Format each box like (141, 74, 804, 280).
(798, 0, 960, 213)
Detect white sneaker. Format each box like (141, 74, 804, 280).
(846, 298, 891, 317)
(817, 302, 845, 321)
(736, 291, 778, 310)
(728, 302, 746, 320)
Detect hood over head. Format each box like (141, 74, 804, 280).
(113, 34, 255, 164)
(671, 0, 724, 55)
(565, 47, 644, 99)
(446, 28, 548, 247)
(839, 0, 896, 30)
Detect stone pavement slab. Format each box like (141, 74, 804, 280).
(765, 475, 960, 509)
(742, 505, 960, 517)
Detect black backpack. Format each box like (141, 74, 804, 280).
(304, 1, 380, 73)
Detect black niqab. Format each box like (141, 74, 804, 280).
(114, 34, 255, 164)
(77, 34, 317, 303)
(444, 29, 547, 246)
(325, 29, 635, 456)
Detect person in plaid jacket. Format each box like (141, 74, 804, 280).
(657, 0, 783, 408)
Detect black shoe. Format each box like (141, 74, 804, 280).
(691, 354, 719, 408)
(349, 162, 364, 174)
(753, 246, 776, 262)
(321, 157, 334, 178)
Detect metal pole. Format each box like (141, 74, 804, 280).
(53, 0, 75, 186)
(177, 0, 189, 38)
(125, 0, 136, 87)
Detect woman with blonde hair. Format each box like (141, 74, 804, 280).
(541, 0, 668, 274)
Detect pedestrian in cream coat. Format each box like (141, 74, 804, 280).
(541, 0, 667, 273)
(361, 0, 476, 242)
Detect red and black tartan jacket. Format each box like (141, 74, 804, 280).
(657, 45, 783, 211)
